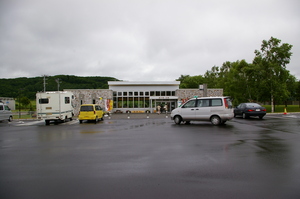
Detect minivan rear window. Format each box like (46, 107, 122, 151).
(80, 106, 94, 111)
(211, 99, 222, 106)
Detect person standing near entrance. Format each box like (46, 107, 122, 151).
(164, 104, 168, 113)
(157, 105, 161, 114)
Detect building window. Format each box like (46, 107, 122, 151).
(145, 97, 149, 108)
(113, 97, 117, 107)
(134, 97, 139, 107)
(128, 97, 133, 108)
(150, 91, 155, 96)
(123, 92, 127, 96)
(123, 98, 127, 108)
(118, 97, 122, 108)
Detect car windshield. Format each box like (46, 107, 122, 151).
(246, 103, 261, 108)
(80, 106, 94, 111)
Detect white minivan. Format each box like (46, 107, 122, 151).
(171, 97, 234, 125)
(0, 101, 13, 122)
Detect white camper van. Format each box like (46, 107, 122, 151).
(36, 91, 75, 125)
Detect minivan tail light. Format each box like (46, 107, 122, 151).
(94, 111, 96, 114)
(224, 98, 228, 109)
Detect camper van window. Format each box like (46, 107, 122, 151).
(65, 97, 70, 104)
(0, 105, 3, 110)
(5, 105, 10, 110)
(39, 98, 49, 104)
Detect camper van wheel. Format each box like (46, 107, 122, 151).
(8, 116, 13, 122)
(45, 120, 50, 125)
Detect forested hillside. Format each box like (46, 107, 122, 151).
(0, 75, 119, 99)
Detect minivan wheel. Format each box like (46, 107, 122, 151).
(174, 116, 182, 125)
(210, 116, 221, 125)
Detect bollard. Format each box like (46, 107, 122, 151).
(146, 110, 150, 119)
(127, 110, 131, 119)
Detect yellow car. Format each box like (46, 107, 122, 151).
(78, 104, 104, 123)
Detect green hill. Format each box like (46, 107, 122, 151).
(0, 75, 119, 99)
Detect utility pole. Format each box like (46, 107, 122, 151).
(43, 75, 48, 92)
(55, 78, 61, 91)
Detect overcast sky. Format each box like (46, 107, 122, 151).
(0, 0, 299, 81)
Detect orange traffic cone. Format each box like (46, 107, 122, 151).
(283, 108, 288, 115)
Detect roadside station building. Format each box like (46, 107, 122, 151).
(65, 81, 223, 115)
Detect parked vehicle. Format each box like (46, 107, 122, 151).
(36, 91, 75, 125)
(170, 97, 234, 125)
(0, 101, 13, 122)
(234, 103, 266, 119)
(78, 104, 104, 123)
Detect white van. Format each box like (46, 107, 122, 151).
(36, 91, 75, 125)
(0, 101, 13, 122)
(170, 97, 234, 125)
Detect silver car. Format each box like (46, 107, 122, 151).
(0, 102, 13, 122)
(171, 97, 234, 125)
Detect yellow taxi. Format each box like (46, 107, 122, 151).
(78, 104, 104, 123)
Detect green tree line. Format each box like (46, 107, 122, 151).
(177, 37, 300, 111)
(0, 75, 119, 100)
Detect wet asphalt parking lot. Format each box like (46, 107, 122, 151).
(1, 113, 300, 199)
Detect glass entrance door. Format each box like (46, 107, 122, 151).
(154, 100, 177, 113)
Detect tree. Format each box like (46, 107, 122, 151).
(295, 81, 300, 107)
(203, 66, 220, 88)
(253, 37, 294, 112)
(177, 75, 204, 88)
(20, 96, 31, 109)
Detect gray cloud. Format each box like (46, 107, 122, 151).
(1, 0, 299, 80)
